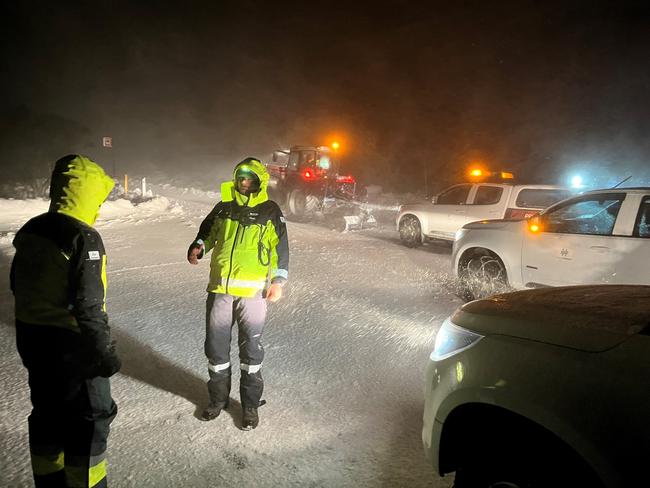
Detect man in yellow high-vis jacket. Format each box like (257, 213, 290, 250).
(11, 155, 120, 488)
(187, 157, 289, 430)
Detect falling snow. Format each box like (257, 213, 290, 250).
(0, 183, 461, 487)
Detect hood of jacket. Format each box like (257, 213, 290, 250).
(48, 154, 115, 226)
(220, 157, 270, 207)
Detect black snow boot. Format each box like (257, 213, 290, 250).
(201, 400, 229, 421)
(241, 407, 258, 430)
(241, 400, 266, 431)
(240, 370, 264, 409)
(202, 367, 231, 421)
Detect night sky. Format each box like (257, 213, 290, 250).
(2, 1, 649, 192)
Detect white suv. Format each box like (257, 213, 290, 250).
(453, 187, 650, 300)
(397, 183, 571, 246)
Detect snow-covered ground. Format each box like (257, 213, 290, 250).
(0, 185, 460, 487)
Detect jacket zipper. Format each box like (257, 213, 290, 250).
(226, 220, 241, 294)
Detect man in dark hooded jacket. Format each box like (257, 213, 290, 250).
(11, 154, 121, 488)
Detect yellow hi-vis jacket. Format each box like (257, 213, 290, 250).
(194, 159, 289, 297)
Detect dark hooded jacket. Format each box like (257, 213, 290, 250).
(10, 155, 117, 368)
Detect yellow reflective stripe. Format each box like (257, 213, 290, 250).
(65, 459, 107, 488)
(89, 459, 108, 487)
(101, 254, 107, 312)
(31, 451, 64, 475)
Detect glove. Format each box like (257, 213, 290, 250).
(187, 240, 205, 264)
(80, 342, 122, 378)
(95, 349, 122, 378)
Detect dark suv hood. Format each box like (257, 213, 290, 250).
(451, 285, 650, 352)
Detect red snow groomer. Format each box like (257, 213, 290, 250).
(265, 144, 376, 230)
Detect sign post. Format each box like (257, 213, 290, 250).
(102, 136, 115, 177)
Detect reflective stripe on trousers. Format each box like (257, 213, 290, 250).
(31, 451, 108, 488)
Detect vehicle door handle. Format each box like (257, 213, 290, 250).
(590, 245, 610, 253)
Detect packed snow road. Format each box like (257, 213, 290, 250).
(0, 190, 461, 487)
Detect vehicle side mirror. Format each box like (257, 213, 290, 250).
(272, 152, 278, 162)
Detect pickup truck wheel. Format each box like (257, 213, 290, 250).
(459, 252, 508, 301)
(399, 215, 423, 247)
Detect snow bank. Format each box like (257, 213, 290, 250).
(98, 197, 184, 225)
(0, 196, 184, 237)
(154, 183, 221, 203)
(0, 199, 49, 233)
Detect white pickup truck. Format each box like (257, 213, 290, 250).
(396, 182, 572, 246)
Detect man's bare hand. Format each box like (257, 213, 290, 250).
(187, 243, 204, 265)
(266, 283, 283, 302)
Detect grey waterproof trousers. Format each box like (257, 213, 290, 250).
(204, 292, 266, 408)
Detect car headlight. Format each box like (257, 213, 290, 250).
(431, 318, 484, 361)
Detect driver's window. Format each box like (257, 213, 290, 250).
(437, 185, 471, 205)
(288, 151, 299, 170)
(541, 195, 624, 236)
(473, 186, 503, 205)
(299, 151, 316, 167)
(634, 197, 650, 238)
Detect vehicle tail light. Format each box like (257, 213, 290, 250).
(505, 208, 540, 220)
(336, 175, 355, 184)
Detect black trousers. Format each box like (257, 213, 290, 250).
(15, 321, 117, 488)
